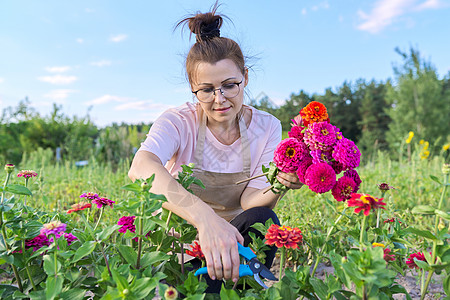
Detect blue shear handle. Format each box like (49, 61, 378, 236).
(194, 265, 254, 277)
(237, 242, 256, 260)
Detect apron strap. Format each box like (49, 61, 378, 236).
(193, 109, 251, 177)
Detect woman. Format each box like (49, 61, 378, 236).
(128, 4, 302, 292)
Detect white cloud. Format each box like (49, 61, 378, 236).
(357, 0, 444, 33)
(114, 100, 173, 112)
(85, 8, 95, 13)
(76, 38, 84, 44)
(38, 75, 77, 85)
(301, 8, 307, 15)
(0, 78, 4, 83)
(91, 60, 112, 67)
(44, 89, 76, 100)
(45, 66, 71, 73)
(85, 94, 130, 106)
(110, 34, 127, 42)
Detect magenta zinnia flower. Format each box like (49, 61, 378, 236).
(118, 216, 136, 233)
(343, 169, 362, 192)
(332, 138, 361, 170)
(303, 121, 337, 151)
(92, 197, 115, 209)
(40, 220, 67, 238)
(25, 234, 51, 251)
(288, 125, 304, 142)
(406, 252, 427, 269)
(273, 138, 307, 173)
(304, 162, 336, 193)
(332, 176, 357, 202)
(17, 170, 38, 178)
(296, 155, 313, 184)
(64, 233, 78, 246)
(80, 192, 100, 200)
(310, 149, 333, 164)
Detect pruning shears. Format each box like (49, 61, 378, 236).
(194, 242, 277, 289)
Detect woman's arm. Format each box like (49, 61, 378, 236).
(128, 150, 244, 282)
(240, 172, 303, 210)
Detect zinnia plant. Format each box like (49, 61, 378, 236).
(299, 101, 329, 126)
(406, 252, 427, 269)
(185, 241, 205, 260)
(265, 224, 303, 280)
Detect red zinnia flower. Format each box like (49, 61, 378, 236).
(383, 248, 396, 262)
(384, 218, 401, 224)
(299, 101, 329, 126)
(406, 252, 427, 269)
(67, 202, 92, 214)
(331, 176, 356, 202)
(347, 193, 386, 216)
(17, 170, 38, 178)
(185, 241, 205, 260)
(264, 224, 303, 249)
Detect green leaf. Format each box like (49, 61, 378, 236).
(140, 251, 170, 269)
(435, 210, 450, 221)
(411, 205, 436, 215)
(71, 241, 97, 263)
(403, 227, 438, 240)
(59, 289, 86, 300)
(430, 175, 442, 185)
(45, 275, 64, 300)
(121, 183, 142, 193)
(443, 273, 450, 294)
(309, 277, 328, 300)
(96, 225, 121, 241)
(117, 244, 137, 266)
(111, 269, 129, 291)
(414, 259, 431, 271)
(24, 221, 43, 239)
(132, 277, 158, 299)
(219, 285, 241, 300)
(5, 184, 32, 196)
(43, 255, 61, 276)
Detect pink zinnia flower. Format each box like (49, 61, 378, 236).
(406, 252, 427, 269)
(304, 121, 337, 151)
(296, 155, 313, 184)
(288, 125, 304, 142)
(332, 176, 356, 202)
(25, 234, 51, 251)
(80, 192, 100, 200)
(17, 170, 38, 178)
(343, 169, 362, 192)
(118, 216, 136, 234)
(383, 248, 396, 262)
(310, 149, 333, 164)
(347, 193, 386, 216)
(332, 138, 361, 170)
(273, 138, 306, 173)
(64, 233, 78, 246)
(92, 197, 115, 209)
(304, 162, 336, 193)
(331, 161, 345, 175)
(40, 220, 67, 238)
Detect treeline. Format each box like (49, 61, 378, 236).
(1, 47, 449, 166)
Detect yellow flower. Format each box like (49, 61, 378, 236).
(164, 286, 178, 300)
(443, 143, 450, 151)
(406, 131, 414, 144)
(420, 150, 430, 160)
(372, 242, 385, 248)
(423, 141, 429, 150)
(419, 139, 424, 145)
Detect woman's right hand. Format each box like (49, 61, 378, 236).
(196, 215, 244, 283)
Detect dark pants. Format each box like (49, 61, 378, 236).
(190, 206, 280, 293)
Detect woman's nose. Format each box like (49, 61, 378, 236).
(213, 88, 226, 103)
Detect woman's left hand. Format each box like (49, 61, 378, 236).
(276, 172, 303, 190)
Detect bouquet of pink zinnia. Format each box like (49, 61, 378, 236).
(289, 101, 362, 201)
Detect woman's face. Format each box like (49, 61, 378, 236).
(191, 59, 248, 127)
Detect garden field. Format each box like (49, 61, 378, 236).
(0, 146, 449, 299)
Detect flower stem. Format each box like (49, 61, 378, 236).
(420, 172, 448, 300)
(235, 172, 268, 185)
(94, 206, 104, 231)
(99, 242, 112, 278)
(180, 242, 185, 275)
(136, 201, 145, 269)
(22, 240, 37, 291)
(24, 178, 29, 206)
(359, 214, 367, 251)
(54, 237, 58, 277)
(279, 247, 286, 281)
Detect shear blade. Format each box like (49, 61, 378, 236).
(259, 267, 277, 281)
(253, 274, 268, 289)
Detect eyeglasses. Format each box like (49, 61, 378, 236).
(192, 78, 244, 103)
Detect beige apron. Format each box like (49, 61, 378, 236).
(189, 111, 251, 222)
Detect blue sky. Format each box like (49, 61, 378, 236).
(1, 0, 449, 127)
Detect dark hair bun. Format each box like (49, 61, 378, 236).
(177, 5, 223, 42)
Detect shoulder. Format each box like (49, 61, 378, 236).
(247, 105, 281, 131)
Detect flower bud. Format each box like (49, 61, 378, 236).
(188, 163, 195, 168)
(141, 181, 149, 192)
(4, 164, 15, 174)
(442, 164, 450, 175)
(377, 183, 395, 191)
(122, 289, 129, 296)
(164, 286, 178, 300)
(341, 256, 347, 263)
